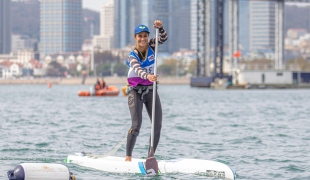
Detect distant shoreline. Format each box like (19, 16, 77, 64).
(0, 77, 190, 85)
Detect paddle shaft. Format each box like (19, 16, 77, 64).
(150, 28, 159, 148)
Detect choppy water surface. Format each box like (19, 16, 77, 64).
(0, 84, 310, 180)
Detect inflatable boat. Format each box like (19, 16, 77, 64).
(78, 86, 119, 96)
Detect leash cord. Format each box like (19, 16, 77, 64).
(85, 135, 127, 159)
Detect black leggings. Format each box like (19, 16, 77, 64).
(126, 89, 162, 156)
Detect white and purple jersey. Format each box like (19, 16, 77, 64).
(126, 45, 155, 87)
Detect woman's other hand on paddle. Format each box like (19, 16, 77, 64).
(147, 74, 157, 82)
(153, 20, 162, 29)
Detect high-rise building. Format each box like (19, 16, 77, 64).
(100, 0, 114, 37)
(239, 1, 250, 54)
(190, 1, 197, 52)
(152, 0, 169, 53)
(139, 0, 152, 27)
(249, 1, 275, 52)
(93, 0, 114, 50)
(11, 35, 38, 53)
(169, 0, 191, 52)
(40, 0, 83, 56)
(190, 0, 215, 53)
(0, 0, 11, 54)
(114, 0, 133, 49)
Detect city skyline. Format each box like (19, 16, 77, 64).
(2, 0, 310, 57)
(1, 0, 310, 83)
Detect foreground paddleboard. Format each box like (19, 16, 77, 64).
(66, 153, 236, 179)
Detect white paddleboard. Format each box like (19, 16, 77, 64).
(66, 153, 236, 179)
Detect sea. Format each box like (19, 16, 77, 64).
(0, 84, 309, 180)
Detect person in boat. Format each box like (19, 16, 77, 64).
(125, 20, 167, 161)
(100, 78, 106, 89)
(95, 78, 101, 91)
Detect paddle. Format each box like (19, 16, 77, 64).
(145, 28, 159, 175)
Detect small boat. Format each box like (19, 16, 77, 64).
(78, 85, 119, 96)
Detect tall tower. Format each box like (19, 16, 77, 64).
(250, 1, 275, 52)
(93, 0, 114, 50)
(130, 0, 152, 27)
(100, 0, 114, 37)
(0, 0, 11, 54)
(169, 0, 191, 52)
(152, 0, 169, 53)
(114, 0, 133, 49)
(238, 1, 250, 54)
(40, 0, 82, 56)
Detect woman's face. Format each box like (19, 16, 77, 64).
(134, 32, 149, 48)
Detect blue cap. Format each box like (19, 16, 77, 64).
(134, 24, 150, 35)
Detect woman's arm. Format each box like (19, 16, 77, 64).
(149, 26, 167, 48)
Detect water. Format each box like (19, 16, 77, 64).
(1, 84, 310, 180)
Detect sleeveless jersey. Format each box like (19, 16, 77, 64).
(126, 45, 155, 87)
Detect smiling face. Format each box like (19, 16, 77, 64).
(134, 32, 149, 49)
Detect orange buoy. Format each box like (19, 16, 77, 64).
(48, 83, 52, 88)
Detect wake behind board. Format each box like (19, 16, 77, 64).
(66, 153, 236, 179)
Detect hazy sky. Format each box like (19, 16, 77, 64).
(82, 0, 106, 12)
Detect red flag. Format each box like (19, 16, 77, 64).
(233, 51, 241, 58)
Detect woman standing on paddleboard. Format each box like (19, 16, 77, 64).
(125, 20, 167, 161)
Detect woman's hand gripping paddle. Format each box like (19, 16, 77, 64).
(145, 28, 159, 176)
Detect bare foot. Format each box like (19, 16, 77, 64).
(125, 156, 132, 162)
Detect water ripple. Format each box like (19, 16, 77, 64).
(1, 85, 310, 179)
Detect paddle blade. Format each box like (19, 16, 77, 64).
(145, 147, 159, 175)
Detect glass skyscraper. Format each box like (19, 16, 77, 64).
(114, 0, 134, 49)
(40, 0, 82, 56)
(169, 0, 191, 52)
(250, 1, 275, 52)
(152, 0, 169, 53)
(0, 0, 11, 54)
(239, 1, 250, 54)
